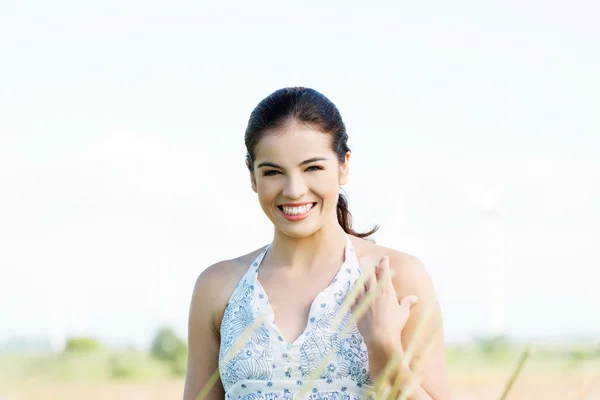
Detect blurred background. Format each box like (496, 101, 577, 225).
(1, 0, 599, 399)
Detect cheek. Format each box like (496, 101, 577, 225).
(310, 173, 340, 201)
(255, 178, 280, 202)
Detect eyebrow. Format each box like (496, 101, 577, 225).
(257, 157, 328, 169)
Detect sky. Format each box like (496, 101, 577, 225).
(1, 0, 599, 349)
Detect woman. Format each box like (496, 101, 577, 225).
(183, 87, 452, 399)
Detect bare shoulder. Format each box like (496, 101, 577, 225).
(350, 236, 435, 299)
(190, 246, 269, 333)
(351, 236, 451, 398)
(184, 246, 268, 400)
(194, 245, 268, 292)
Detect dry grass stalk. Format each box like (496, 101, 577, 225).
(195, 312, 268, 400)
(193, 261, 540, 400)
(392, 319, 439, 400)
(569, 365, 595, 399)
(497, 345, 532, 400)
(395, 325, 439, 400)
(379, 295, 437, 390)
(295, 266, 388, 399)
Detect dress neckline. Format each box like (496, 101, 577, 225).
(249, 234, 356, 347)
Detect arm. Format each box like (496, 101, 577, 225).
(389, 252, 452, 400)
(183, 266, 225, 400)
(355, 249, 451, 399)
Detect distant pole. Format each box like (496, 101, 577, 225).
(48, 290, 66, 353)
(483, 199, 505, 337)
(467, 184, 506, 337)
(71, 285, 90, 339)
(158, 261, 176, 326)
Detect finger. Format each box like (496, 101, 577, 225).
(399, 295, 419, 309)
(350, 290, 366, 314)
(364, 264, 377, 292)
(376, 256, 392, 284)
(349, 280, 366, 311)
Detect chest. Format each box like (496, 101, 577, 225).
(218, 273, 373, 392)
(258, 269, 341, 344)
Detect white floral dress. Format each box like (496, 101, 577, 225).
(218, 235, 374, 399)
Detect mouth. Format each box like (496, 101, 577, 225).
(277, 202, 317, 221)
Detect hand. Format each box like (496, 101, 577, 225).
(350, 255, 419, 353)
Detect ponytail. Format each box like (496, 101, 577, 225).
(336, 192, 379, 239)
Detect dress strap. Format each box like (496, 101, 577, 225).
(249, 244, 270, 273)
(344, 234, 363, 276)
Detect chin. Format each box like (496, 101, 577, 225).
(276, 223, 321, 239)
(271, 214, 328, 238)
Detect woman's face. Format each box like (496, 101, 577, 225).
(250, 122, 349, 238)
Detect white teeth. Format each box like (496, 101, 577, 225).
(281, 203, 314, 216)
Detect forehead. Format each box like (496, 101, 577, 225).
(254, 123, 334, 163)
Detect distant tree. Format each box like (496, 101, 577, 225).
(474, 334, 510, 357)
(150, 326, 188, 376)
(150, 326, 187, 363)
(64, 337, 101, 353)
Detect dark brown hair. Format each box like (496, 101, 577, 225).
(244, 87, 378, 238)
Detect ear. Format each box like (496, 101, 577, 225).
(246, 160, 257, 193)
(339, 152, 351, 186)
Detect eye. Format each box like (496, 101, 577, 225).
(305, 165, 323, 172)
(263, 170, 281, 176)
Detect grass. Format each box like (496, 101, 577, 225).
(2, 271, 598, 399)
(0, 353, 598, 399)
(193, 263, 599, 399)
(0, 349, 172, 384)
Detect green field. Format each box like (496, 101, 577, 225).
(1, 343, 598, 399)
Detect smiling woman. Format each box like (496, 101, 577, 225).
(183, 87, 452, 400)
(254, 154, 326, 224)
(244, 89, 378, 240)
(247, 121, 372, 240)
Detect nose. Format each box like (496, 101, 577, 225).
(282, 173, 307, 200)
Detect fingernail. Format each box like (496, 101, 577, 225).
(411, 296, 419, 305)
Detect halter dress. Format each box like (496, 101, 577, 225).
(218, 235, 374, 399)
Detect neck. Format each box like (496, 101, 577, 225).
(268, 218, 349, 272)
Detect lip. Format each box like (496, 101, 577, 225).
(277, 202, 317, 222)
(277, 201, 316, 207)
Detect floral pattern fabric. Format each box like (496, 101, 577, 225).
(219, 235, 373, 399)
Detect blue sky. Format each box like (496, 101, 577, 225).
(1, 0, 599, 348)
